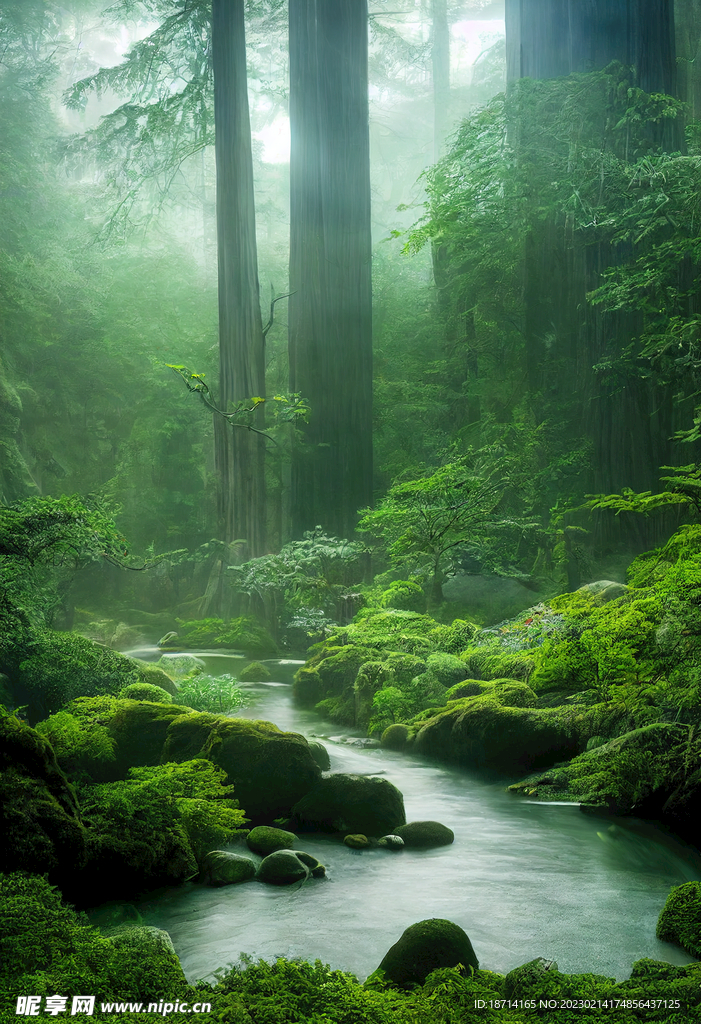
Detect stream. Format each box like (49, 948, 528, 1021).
(101, 651, 701, 984)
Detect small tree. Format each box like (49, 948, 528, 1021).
(358, 460, 505, 604)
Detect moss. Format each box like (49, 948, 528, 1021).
(374, 919, 479, 988)
(198, 717, 321, 821)
(656, 881, 701, 957)
(508, 723, 688, 812)
(492, 680, 538, 708)
(315, 693, 357, 725)
(381, 723, 410, 750)
(0, 712, 88, 889)
(424, 652, 470, 686)
(379, 579, 426, 612)
(461, 644, 535, 681)
(415, 695, 582, 772)
(292, 666, 325, 706)
(0, 873, 188, 1000)
(118, 682, 172, 702)
(162, 616, 278, 655)
(238, 660, 272, 682)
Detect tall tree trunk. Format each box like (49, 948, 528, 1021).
(212, 0, 266, 556)
(288, 0, 373, 540)
(505, 0, 680, 551)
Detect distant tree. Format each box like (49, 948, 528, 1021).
(288, 0, 373, 540)
(358, 460, 503, 604)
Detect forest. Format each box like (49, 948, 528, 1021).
(3, 0, 701, 1021)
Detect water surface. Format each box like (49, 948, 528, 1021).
(117, 652, 701, 983)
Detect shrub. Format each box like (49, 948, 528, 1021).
(176, 674, 248, 715)
(380, 580, 426, 613)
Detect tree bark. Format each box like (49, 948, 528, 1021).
(288, 0, 373, 540)
(212, 0, 266, 556)
(505, 0, 681, 550)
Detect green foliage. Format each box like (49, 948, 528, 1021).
(359, 457, 506, 599)
(35, 711, 115, 775)
(227, 527, 368, 632)
(0, 872, 187, 1001)
(81, 760, 246, 874)
(656, 881, 701, 958)
(176, 673, 248, 715)
(379, 579, 426, 612)
(166, 616, 278, 655)
(118, 682, 172, 702)
(0, 495, 127, 625)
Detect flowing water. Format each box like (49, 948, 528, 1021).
(107, 651, 701, 984)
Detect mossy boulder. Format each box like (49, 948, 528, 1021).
(460, 643, 534, 681)
(414, 695, 581, 772)
(198, 718, 322, 821)
(66, 697, 193, 781)
(238, 661, 272, 683)
(354, 661, 393, 729)
(200, 850, 257, 886)
(424, 653, 471, 687)
(374, 919, 478, 988)
(307, 739, 331, 769)
(118, 682, 172, 703)
(656, 882, 701, 957)
(255, 849, 311, 885)
(445, 679, 488, 700)
(381, 724, 410, 750)
(344, 833, 370, 849)
(0, 712, 88, 890)
(4, 627, 179, 722)
(246, 825, 296, 856)
(291, 773, 405, 837)
(492, 679, 538, 708)
(292, 667, 325, 706)
(379, 580, 426, 613)
(504, 957, 560, 999)
(393, 820, 454, 848)
(508, 723, 688, 813)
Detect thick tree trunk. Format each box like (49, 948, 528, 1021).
(212, 0, 266, 556)
(505, 0, 681, 551)
(288, 0, 373, 540)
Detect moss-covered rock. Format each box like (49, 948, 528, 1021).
(414, 695, 581, 772)
(307, 739, 331, 769)
(0, 711, 88, 890)
(379, 580, 426, 612)
(199, 850, 257, 886)
(381, 723, 410, 750)
(291, 773, 405, 837)
(656, 881, 701, 957)
(508, 723, 688, 813)
(424, 653, 471, 687)
(3, 627, 180, 722)
(374, 919, 479, 988)
(292, 667, 325, 706)
(460, 643, 534, 682)
(246, 825, 296, 856)
(503, 957, 559, 999)
(255, 849, 310, 885)
(238, 660, 272, 682)
(354, 661, 393, 729)
(198, 718, 321, 821)
(393, 820, 454, 848)
(118, 682, 172, 702)
(344, 833, 370, 849)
